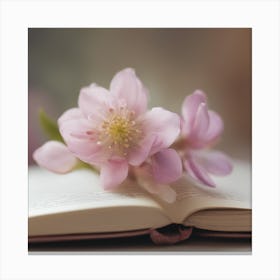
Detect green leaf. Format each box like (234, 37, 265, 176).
(75, 160, 99, 173)
(38, 109, 64, 143)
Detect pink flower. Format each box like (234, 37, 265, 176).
(180, 90, 233, 187)
(35, 68, 181, 191)
(133, 148, 183, 203)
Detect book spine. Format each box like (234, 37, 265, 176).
(149, 226, 193, 245)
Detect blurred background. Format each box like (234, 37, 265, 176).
(28, 28, 251, 165)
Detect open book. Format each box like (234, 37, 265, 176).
(28, 160, 251, 243)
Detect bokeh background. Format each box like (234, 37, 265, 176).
(28, 28, 251, 165)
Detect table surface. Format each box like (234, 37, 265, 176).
(29, 235, 251, 254)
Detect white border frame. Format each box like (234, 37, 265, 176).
(1, 1, 279, 279)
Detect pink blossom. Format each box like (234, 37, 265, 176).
(133, 148, 183, 203)
(34, 70, 234, 202)
(46, 68, 181, 190)
(179, 90, 233, 187)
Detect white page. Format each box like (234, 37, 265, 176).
(157, 160, 251, 223)
(29, 168, 160, 217)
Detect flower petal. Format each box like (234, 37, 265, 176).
(57, 108, 83, 127)
(59, 117, 95, 147)
(33, 141, 78, 174)
(59, 117, 108, 164)
(203, 110, 224, 144)
(181, 90, 206, 134)
(128, 135, 155, 166)
(137, 176, 177, 203)
(78, 83, 110, 118)
(143, 107, 181, 155)
(188, 102, 210, 147)
(183, 156, 216, 187)
(110, 68, 148, 116)
(100, 160, 128, 190)
(151, 149, 182, 184)
(134, 164, 177, 203)
(156, 185, 177, 203)
(193, 150, 233, 176)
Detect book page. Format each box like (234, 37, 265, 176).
(157, 160, 251, 224)
(29, 168, 162, 217)
(29, 160, 251, 235)
(29, 168, 170, 235)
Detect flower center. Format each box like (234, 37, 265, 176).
(98, 107, 142, 156)
(106, 116, 133, 144)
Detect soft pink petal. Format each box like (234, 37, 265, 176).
(202, 110, 224, 144)
(100, 160, 128, 190)
(128, 135, 155, 166)
(137, 176, 177, 203)
(81, 149, 112, 166)
(183, 157, 216, 187)
(33, 141, 78, 174)
(181, 91, 225, 148)
(193, 150, 233, 176)
(59, 118, 108, 164)
(181, 119, 190, 137)
(78, 83, 110, 118)
(134, 165, 177, 203)
(188, 103, 210, 147)
(181, 90, 206, 134)
(156, 185, 177, 203)
(57, 108, 83, 127)
(59, 117, 96, 148)
(143, 107, 181, 155)
(151, 149, 182, 184)
(109, 68, 148, 116)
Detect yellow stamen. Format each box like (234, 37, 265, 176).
(97, 107, 142, 156)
